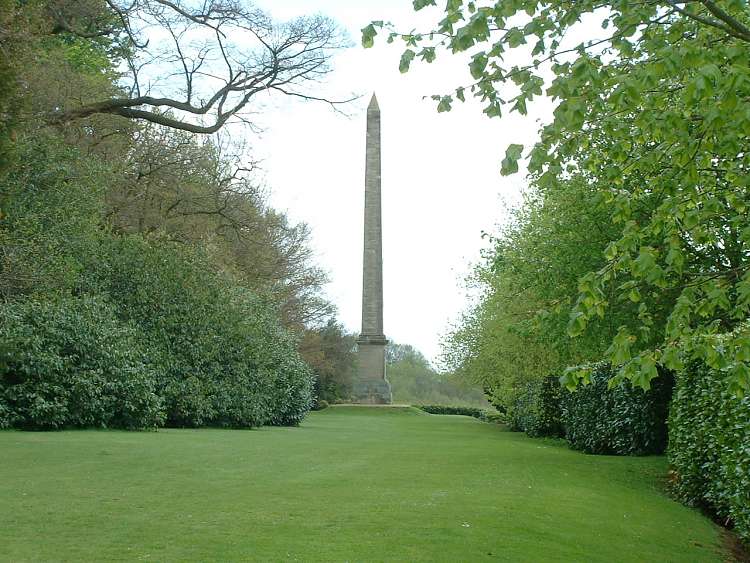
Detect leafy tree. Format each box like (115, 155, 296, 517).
(386, 342, 430, 365)
(369, 1, 750, 393)
(299, 319, 356, 404)
(106, 123, 334, 330)
(440, 175, 674, 406)
(0, 4, 342, 428)
(386, 342, 489, 407)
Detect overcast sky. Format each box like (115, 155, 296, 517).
(238, 1, 554, 363)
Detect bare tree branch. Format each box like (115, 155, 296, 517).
(45, 0, 353, 134)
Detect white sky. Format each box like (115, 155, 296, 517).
(238, 0, 554, 363)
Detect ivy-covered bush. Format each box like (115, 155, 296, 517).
(509, 376, 564, 438)
(0, 297, 164, 430)
(562, 363, 673, 455)
(668, 360, 750, 543)
(81, 236, 313, 428)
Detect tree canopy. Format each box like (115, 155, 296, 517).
(0, 0, 350, 428)
(368, 1, 750, 394)
(4, 0, 349, 134)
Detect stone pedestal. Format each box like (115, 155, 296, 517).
(354, 336, 392, 404)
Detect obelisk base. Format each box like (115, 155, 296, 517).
(353, 336, 392, 404)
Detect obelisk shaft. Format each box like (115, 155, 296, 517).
(354, 93, 391, 404)
(361, 94, 384, 339)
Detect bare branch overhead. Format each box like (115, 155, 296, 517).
(47, 0, 353, 133)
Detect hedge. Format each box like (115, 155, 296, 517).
(0, 236, 314, 431)
(562, 363, 673, 455)
(509, 375, 564, 438)
(417, 405, 504, 423)
(81, 236, 314, 428)
(0, 297, 164, 430)
(668, 360, 750, 542)
(418, 405, 483, 417)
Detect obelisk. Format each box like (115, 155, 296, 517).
(354, 93, 392, 404)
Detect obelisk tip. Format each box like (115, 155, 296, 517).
(368, 93, 379, 111)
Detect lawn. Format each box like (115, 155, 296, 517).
(0, 406, 726, 562)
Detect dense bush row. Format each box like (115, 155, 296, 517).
(505, 361, 748, 543)
(668, 360, 750, 542)
(417, 405, 504, 424)
(81, 236, 314, 428)
(0, 138, 314, 430)
(509, 376, 564, 438)
(418, 405, 483, 417)
(509, 366, 673, 455)
(0, 297, 163, 430)
(562, 364, 673, 455)
(0, 280, 314, 430)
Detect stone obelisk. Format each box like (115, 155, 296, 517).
(354, 94, 392, 404)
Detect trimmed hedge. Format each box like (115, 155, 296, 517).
(418, 405, 483, 417)
(509, 376, 564, 438)
(668, 360, 750, 542)
(0, 297, 164, 430)
(417, 405, 504, 423)
(562, 363, 673, 455)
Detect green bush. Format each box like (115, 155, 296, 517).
(478, 410, 505, 424)
(418, 405, 483, 417)
(312, 399, 329, 411)
(417, 404, 503, 423)
(531, 376, 564, 437)
(0, 297, 164, 429)
(668, 360, 750, 543)
(562, 363, 673, 455)
(81, 236, 313, 428)
(509, 383, 537, 432)
(508, 376, 564, 437)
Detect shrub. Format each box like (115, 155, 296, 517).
(508, 376, 564, 438)
(417, 404, 503, 424)
(0, 297, 164, 429)
(418, 405, 483, 417)
(668, 360, 750, 543)
(509, 383, 536, 432)
(478, 410, 505, 424)
(531, 375, 565, 437)
(312, 399, 329, 411)
(80, 237, 313, 428)
(562, 363, 673, 455)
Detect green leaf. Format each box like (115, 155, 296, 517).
(501, 143, 524, 176)
(399, 49, 416, 73)
(469, 52, 488, 79)
(413, 0, 436, 9)
(436, 95, 453, 112)
(361, 24, 378, 49)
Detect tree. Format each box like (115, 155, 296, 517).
(17, 0, 350, 133)
(441, 175, 672, 407)
(105, 123, 334, 329)
(386, 342, 430, 366)
(368, 1, 750, 393)
(298, 319, 356, 403)
(386, 341, 489, 406)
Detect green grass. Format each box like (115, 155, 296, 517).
(0, 406, 726, 562)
